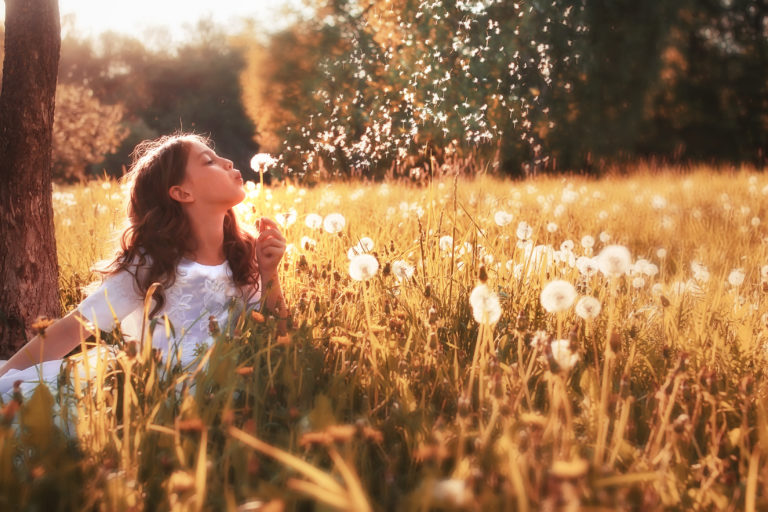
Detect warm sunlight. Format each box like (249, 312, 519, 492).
(55, 0, 307, 38)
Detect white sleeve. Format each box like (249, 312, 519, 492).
(77, 269, 146, 332)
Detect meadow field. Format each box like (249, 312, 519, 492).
(2, 166, 768, 510)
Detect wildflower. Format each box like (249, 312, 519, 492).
(546, 222, 558, 233)
(632, 276, 646, 289)
(540, 280, 577, 313)
(656, 248, 667, 259)
(349, 254, 379, 281)
(516, 221, 533, 241)
(391, 260, 415, 281)
(599, 231, 611, 243)
(494, 210, 514, 226)
(574, 296, 601, 320)
(323, 213, 346, 234)
(250, 153, 276, 170)
(550, 339, 579, 371)
(580, 235, 595, 250)
(469, 284, 502, 324)
(597, 245, 632, 278)
(305, 213, 322, 230)
(560, 240, 574, 252)
(691, 261, 710, 283)
(728, 268, 745, 287)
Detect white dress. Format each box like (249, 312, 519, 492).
(0, 258, 262, 399)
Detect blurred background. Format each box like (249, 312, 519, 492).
(1, 0, 766, 182)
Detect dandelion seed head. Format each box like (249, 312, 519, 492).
(597, 245, 632, 278)
(323, 213, 346, 234)
(305, 213, 323, 230)
(574, 296, 601, 320)
(470, 284, 502, 325)
(550, 339, 578, 371)
(540, 280, 577, 313)
(728, 268, 745, 287)
(349, 254, 379, 281)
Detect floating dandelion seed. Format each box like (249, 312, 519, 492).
(597, 245, 632, 278)
(305, 213, 323, 230)
(323, 213, 346, 234)
(575, 296, 601, 320)
(349, 254, 379, 281)
(494, 210, 514, 226)
(550, 339, 579, 371)
(392, 260, 415, 282)
(728, 268, 745, 287)
(540, 280, 577, 313)
(469, 284, 502, 324)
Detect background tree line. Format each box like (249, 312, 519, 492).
(2, 0, 765, 182)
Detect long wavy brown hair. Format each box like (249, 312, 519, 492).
(103, 133, 259, 317)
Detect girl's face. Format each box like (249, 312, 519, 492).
(176, 139, 246, 208)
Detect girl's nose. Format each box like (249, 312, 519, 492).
(224, 159, 234, 169)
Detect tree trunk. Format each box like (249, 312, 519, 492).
(0, 0, 61, 358)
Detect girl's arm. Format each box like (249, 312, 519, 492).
(0, 309, 93, 378)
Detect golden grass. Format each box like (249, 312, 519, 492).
(2, 164, 768, 510)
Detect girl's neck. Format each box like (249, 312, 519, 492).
(186, 208, 227, 265)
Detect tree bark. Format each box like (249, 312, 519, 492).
(0, 0, 61, 358)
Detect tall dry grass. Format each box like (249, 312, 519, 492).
(1, 165, 767, 510)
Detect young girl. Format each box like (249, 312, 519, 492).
(0, 133, 287, 395)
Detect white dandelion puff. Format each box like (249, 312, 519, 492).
(597, 245, 632, 278)
(300, 236, 317, 251)
(550, 339, 579, 371)
(349, 254, 379, 281)
(392, 260, 415, 282)
(250, 153, 276, 170)
(275, 209, 297, 228)
(581, 235, 595, 250)
(546, 222, 558, 233)
(574, 296, 601, 320)
(516, 221, 533, 241)
(323, 213, 346, 234)
(494, 210, 514, 226)
(305, 213, 323, 230)
(540, 280, 577, 313)
(469, 284, 502, 325)
(728, 268, 745, 287)
(439, 235, 454, 253)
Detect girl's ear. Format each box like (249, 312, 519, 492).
(169, 185, 193, 203)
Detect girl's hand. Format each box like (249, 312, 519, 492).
(255, 217, 286, 276)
